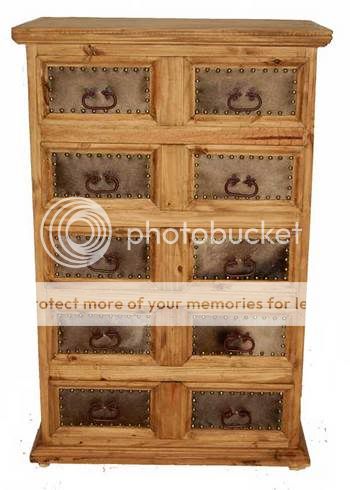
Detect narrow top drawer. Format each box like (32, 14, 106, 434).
(44, 64, 152, 116)
(193, 63, 301, 119)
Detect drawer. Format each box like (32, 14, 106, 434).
(193, 239, 289, 280)
(51, 150, 153, 199)
(192, 61, 303, 119)
(44, 63, 152, 116)
(57, 313, 151, 355)
(192, 151, 296, 202)
(59, 387, 151, 427)
(192, 390, 283, 430)
(193, 316, 286, 357)
(53, 235, 151, 279)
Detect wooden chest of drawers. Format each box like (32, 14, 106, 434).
(12, 17, 332, 468)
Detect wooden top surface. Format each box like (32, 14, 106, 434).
(12, 18, 332, 46)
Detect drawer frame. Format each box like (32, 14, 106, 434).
(186, 144, 306, 211)
(47, 380, 158, 443)
(37, 55, 160, 123)
(184, 56, 309, 126)
(40, 142, 161, 210)
(186, 384, 293, 443)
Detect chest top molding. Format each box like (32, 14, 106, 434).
(12, 17, 332, 47)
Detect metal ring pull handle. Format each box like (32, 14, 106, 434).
(223, 330, 255, 355)
(224, 255, 256, 278)
(88, 399, 120, 424)
(227, 87, 262, 112)
(221, 407, 252, 428)
(82, 86, 117, 111)
(89, 328, 121, 350)
(85, 173, 120, 193)
(88, 254, 119, 273)
(224, 174, 259, 198)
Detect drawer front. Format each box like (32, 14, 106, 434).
(46, 64, 151, 114)
(194, 64, 298, 117)
(57, 313, 151, 355)
(53, 236, 150, 279)
(192, 390, 283, 430)
(59, 388, 150, 427)
(193, 240, 289, 280)
(52, 151, 152, 199)
(193, 152, 295, 201)
(193, 317, 286, 356)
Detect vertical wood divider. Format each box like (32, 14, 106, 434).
(152, 382, 190, 439)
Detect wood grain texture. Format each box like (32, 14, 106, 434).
(49, 357, 293, 383)
(33, 44, 309, 57)
(30, 424, 310, 468)
(152, 234, 192, 366)
(12, 18, 332, 46)
(152, 383, 190, 438)
(41, 124, 306, 145)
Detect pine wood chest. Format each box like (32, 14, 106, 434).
(12, 17, 332, 468)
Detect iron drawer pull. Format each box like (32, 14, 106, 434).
(89, 328, 121, 350)
(224, 174, 259, 198)
(85, 173, 120, 193)
(88, 254, 120, 273)
(82, 86, 117, 111)
(224, 255, 256, 278)
(88, 399, 120, 424)
(227, 87, 262, 112)
(221, 407, 252, 428)
(223, 330, 255, 355)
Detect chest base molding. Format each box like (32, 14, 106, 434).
(30, 424, 309, 469)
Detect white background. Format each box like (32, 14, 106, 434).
(1, 1, 348, 489)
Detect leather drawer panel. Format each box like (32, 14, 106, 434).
(193, 316, 286, 356)
(52, 151, 152, 199)
(59, 388, 150, 427)
(193, 240, 289, 280)
(57, 313, 151, 354)
(194, 65, 298, 117)
(193, 152, 295, 201)
(192, 390, 283, 430)
(46, 65, 151, 114)
(53, 236, 150, 279)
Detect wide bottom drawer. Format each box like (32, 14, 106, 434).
(59, 387, 151, 428)
(191, 389, 283, 430)
(46, 381, 293, 448)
